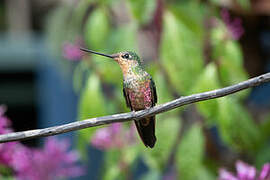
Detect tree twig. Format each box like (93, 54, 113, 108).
(0, 73, 269, 143)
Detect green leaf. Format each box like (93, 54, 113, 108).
(140, 170, 161, 180)
(153, 73, 181, 118)
(73, 61, 90, 93)
(176, 123, 205, 180)
(192, 63, 221, 125)
(143, 117, 181, 170)
(211, 26, 249, 99)
(103, 150, 123, 180)
(160, 10, 204, 94)
(217, 41, 248, 86)
(84, 8, 110, 49)
(259, 115, 270, 142)
(236, 0, 251, 10)
(106, 24, 138, 52)
(255, 144, 270, 168)
(0, 177, 15, 180)
(102, 148, 138, 180)
(217, 97, 261, 153)
(128, 0, 156, 24)
(195, 167, 216, 180)
(176, 124, 205, 179)
(93, 24, 138, 85)
(170, 3, 205, 36)
(77, 74, 107, 158)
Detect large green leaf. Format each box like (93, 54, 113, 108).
(170, 3, 205, 36)
(160, 10, 204, 94)
(77, 74, 108, 157)
(106, 24, 138, 52)
(139, 170, 161, 180)
(259, 115, 270, 143)
(255, 144, 270, 168)
(103, 150, 123, 180)
(84, 8, 110, 50)
(192, 63, 221, 125)
(153, 73, 181, 119)
(211, 25, 249, 99)
(194, 167, 216, 180)
(93, 24, 138, 85)
(103, 146, 139, 180)
(128, 0, 156, 24)
(143, 117, 181, 170)
(176, 123, 205, 180)
(217, 97, 261, 153)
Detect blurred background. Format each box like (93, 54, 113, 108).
(0, 0, 270, 179)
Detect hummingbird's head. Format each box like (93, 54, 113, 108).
(80, 48, 142, 73)
(113, 51, 141, 67)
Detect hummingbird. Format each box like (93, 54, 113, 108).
(80, 47, 157, 148)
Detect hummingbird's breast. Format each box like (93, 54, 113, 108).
(124, 73, 153, 110)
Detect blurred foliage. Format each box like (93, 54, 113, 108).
(177, 123, 205, 180)
(46, 0, 270, 179)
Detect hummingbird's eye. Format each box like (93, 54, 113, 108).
(122, 53, 130, 59)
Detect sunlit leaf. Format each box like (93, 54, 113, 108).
(143, 117, 181, 170)
(217, 97, 261, 153)
(139, 170, 161, 180)
(153, 73, 181, 118)
(128, 0, 156, 24)
(176, 123, 205, 180)
(84, 8, 110, 49)
(195, 167, 216, 180)
(192, 63, 221, 125)
(92, 24, 138, 86)
(77, 74, 107, 157)
(160, 10, 204, 94)
(73, 61, 90, 93)
(211, 25, 249, 99)
(170, 3, 205, 36)
(103, 150, 123, 180)
(236, 0, 251, 10)
(106, 24, 138, 52)
(103, 146, 138, 180)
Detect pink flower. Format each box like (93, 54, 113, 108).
(0, 105, 83, 179)
(62, 38, 83, 61)
(219, 160, 270, 180)
(0, 105, 19, 166)
(91, 123, 136, 150)
(259, 163, 270, 180)
(12, 137, 84, 180)
(219, 168, 238, 180)
(221, 8, 244, 40)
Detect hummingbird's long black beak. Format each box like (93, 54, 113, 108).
(80, 47, 115, 58)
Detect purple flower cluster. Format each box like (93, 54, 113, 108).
(12, 138, 84, 180)
(221, 8, 244, 40)
(219, 160, 270, 180)
(0, 105, 84, 179)
(91, 123, 136, 150)
(62, 38, 83, 61)
(0, 105, 17, 166)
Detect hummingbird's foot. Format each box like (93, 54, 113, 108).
(131, 110, 138, 120)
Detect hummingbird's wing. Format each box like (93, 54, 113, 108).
(150, 78, 157, 106)
(123, 87, 132, 110)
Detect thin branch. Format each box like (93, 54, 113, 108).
(0, 73, 269, 143)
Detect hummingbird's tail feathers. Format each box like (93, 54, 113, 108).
(135, 116, 156, 148)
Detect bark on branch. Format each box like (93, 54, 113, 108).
(0, 73, 269, 143)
